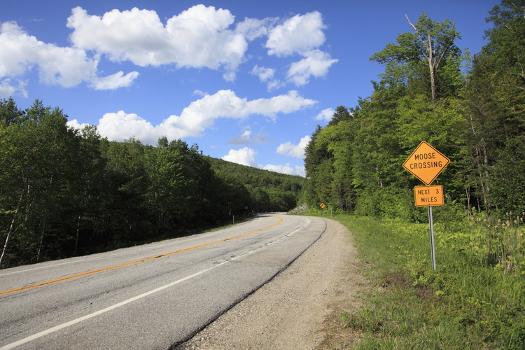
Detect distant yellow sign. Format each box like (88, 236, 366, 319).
(403, 141, 450, 185)
(414, 185, 444, 207)
(320, 202, 327, 209)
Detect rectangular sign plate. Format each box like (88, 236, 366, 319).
(414, 185, 444, 207)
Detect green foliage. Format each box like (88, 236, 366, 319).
(206, 156, 304, 212)
(335, 214, 525, 349)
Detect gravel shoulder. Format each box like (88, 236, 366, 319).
(176, 217, 367, 350)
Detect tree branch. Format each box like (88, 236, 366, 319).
(405, 14, 417, 32)
(435, 44, 451, 69)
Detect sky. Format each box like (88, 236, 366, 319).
(0, 0, 498, 176)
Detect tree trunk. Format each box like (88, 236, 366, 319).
(427, 34, 436, 101)
(36, 218, 46, 263)
(465, 186, 471, 216)
(23, 183, 32, 227)
(74, 214, 81, 256)
(36, 175, 54, 263)
(468, 112, 490, 211)
(0, 191, 24, 267)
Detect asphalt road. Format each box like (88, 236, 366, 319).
(0, 213, 326, 350)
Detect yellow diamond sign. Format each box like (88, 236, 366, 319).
(403, 141, 450, 185)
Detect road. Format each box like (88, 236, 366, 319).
(0, 214, 326, 350)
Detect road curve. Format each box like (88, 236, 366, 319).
(0, 214, 326, 350)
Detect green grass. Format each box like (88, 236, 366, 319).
(325, 213, 525, 349)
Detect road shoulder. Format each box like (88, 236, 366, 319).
(176, 217, 367, 350)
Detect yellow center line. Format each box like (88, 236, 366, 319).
(0, 216, 285, 298)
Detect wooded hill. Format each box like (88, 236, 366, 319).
(206, 157, 304, 212)
(304, 0, 525, 221)
(0, 103, 304, 268)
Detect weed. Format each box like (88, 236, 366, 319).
(330, 214, 525, 349)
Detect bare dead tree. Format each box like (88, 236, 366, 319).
(405, 14, 454, 101)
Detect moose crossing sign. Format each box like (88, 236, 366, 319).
(403, 141, 449, 185)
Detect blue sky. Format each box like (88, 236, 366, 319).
(1, 0, 498, 176)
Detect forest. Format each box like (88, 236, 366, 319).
(0, 105, 304, 268)
(304, 0, 524, 221)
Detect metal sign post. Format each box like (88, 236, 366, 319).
(428, 206, 436, 271)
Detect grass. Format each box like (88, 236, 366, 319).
(316, 212, 525, 349)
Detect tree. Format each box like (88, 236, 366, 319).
(371, 14, 461, 100)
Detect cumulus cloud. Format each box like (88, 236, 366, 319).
(235, 17, 276, 41)
(193, 89, 207, 97)
(222, 147, 256, 166)
(266, 12, 325, 57)
(222, 145, 305, 177)
(0, 80, 16, 98)
(89, 90, 315, 144)
(0, 79, 27, 98)
(261, 163, 305, 177)
(97, 111, 160, 143)
(251, 65, 274, 82)
(67, 5, 248, 80)
(229, 127, 266, 145)
(287, 50, 338, 86)
(67, 119, 90, 130)
(0, 21, 137, 91)
(251, 65, 283, 90)
(90, 71, 139, 90)
(276, 135, 311, 159)
(263, 12, 336, 87)
(0, 21, 96, 87)
(236, 129, 253, 143)
(315, 107, 335, 122)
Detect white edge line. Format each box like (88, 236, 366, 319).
(0, 217, 313, 350)
(0, 262, 227, 350)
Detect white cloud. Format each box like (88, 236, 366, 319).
(222, 147, 305, 176)
(315, 107, 335, 122)
(251, 64, 283, 90)
(251, 65, 274, 82)
(67, 5, 248, 80)
(229, 127, 266, 144)
(193, 89, 207, 97)
(90, 71, 139, 90)
(235, 17, 276, 41)
(0, 21, 137, 91)
(222, 147, 256, 166)
(287, 50, 338, 86)
(277, 135, 311, 159)
(91, 90, 315, 143)
(67, 119, 90, 130)
(97, 111, 159, 143)
(0, 79, 27, 98)
(230, 128, 252, 144)
(266, 12, 325, 57)
(261, 163, 305, 177)
(0, 80, 15, 98)
(0, 21, 97, 87)
(222, 145, 305, 176)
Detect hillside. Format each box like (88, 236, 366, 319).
(206, 156, 304, 212)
